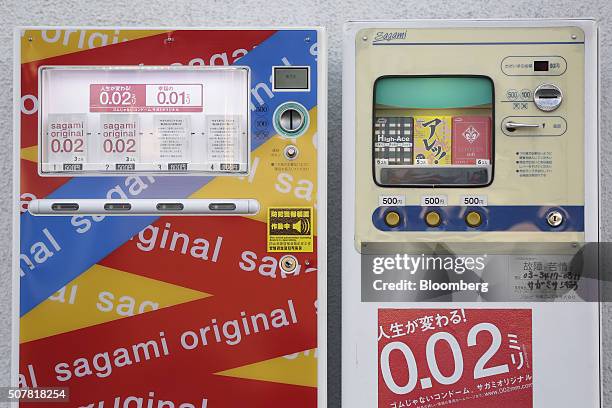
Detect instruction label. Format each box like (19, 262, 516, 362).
(154, 115, 191, 162)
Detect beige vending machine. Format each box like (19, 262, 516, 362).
(342, 20, 600, 408)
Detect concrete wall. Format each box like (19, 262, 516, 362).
(1, 0, 610, 406)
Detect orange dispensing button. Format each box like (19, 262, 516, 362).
(384, 211, 401, 227)
(425, 211, 442, 227)
(465, 211, 483, 228)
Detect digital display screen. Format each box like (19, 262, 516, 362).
(39, 66, 250, 175)
(534, 61, 550, 71)
(274, 67, 309, 90)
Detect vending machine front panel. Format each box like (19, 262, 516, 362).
(14, 27, 327, 408)
(343, 20, 599, 408)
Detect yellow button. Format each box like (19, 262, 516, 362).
(384, 211, 401, 227)
(465, 211, 483, 228)
(425, 211, 442, 227)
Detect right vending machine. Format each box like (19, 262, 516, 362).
(342, 20, 600, 408)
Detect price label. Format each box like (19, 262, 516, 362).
(461, 195, 488, 206)
(378, 309, 532, 408)
(379, 195, 406, 206)
(421, 195, 448, 207)
(90, 84, 203, 113)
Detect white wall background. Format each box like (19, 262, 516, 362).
(1, 0, 611, 406)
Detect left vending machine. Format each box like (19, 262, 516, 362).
(12, 27, 326, 408)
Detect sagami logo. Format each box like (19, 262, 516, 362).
(373, 30, 408, 43)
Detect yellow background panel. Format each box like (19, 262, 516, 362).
(21, 145, 37, 163)
(216, 348, 317, 387)
(20, 264, 209, 343)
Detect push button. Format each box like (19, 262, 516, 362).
(425, 211, 442, 227)
(465, 211, 483, 228)
(384, 211, 401, 227)
(284, 144, 299, 160)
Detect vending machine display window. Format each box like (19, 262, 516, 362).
(373, 76, 494, 187)
(39, 66, 250, 175)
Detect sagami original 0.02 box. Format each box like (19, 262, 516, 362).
(451, 116, 491, 165)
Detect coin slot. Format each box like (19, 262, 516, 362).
(209, 203, 237, 211)
(279, 109, 304, 133)
(533, 84, 563, 112)
(273, 102, 310, 138)
(51, 203, 79, 212)
(156, 203, 185, 211)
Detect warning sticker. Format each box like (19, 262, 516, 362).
(267, 207, 314, 252)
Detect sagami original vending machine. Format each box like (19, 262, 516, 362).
(13, 27, 327, 407)
(342, 20, 600, 408)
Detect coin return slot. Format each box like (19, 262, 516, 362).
(51, 203, 79, 212)
(536, 89, 560, 98)
(156, 203, 185, 211)
(104, 203, 132, 211)
(209, 203, 237, 211)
